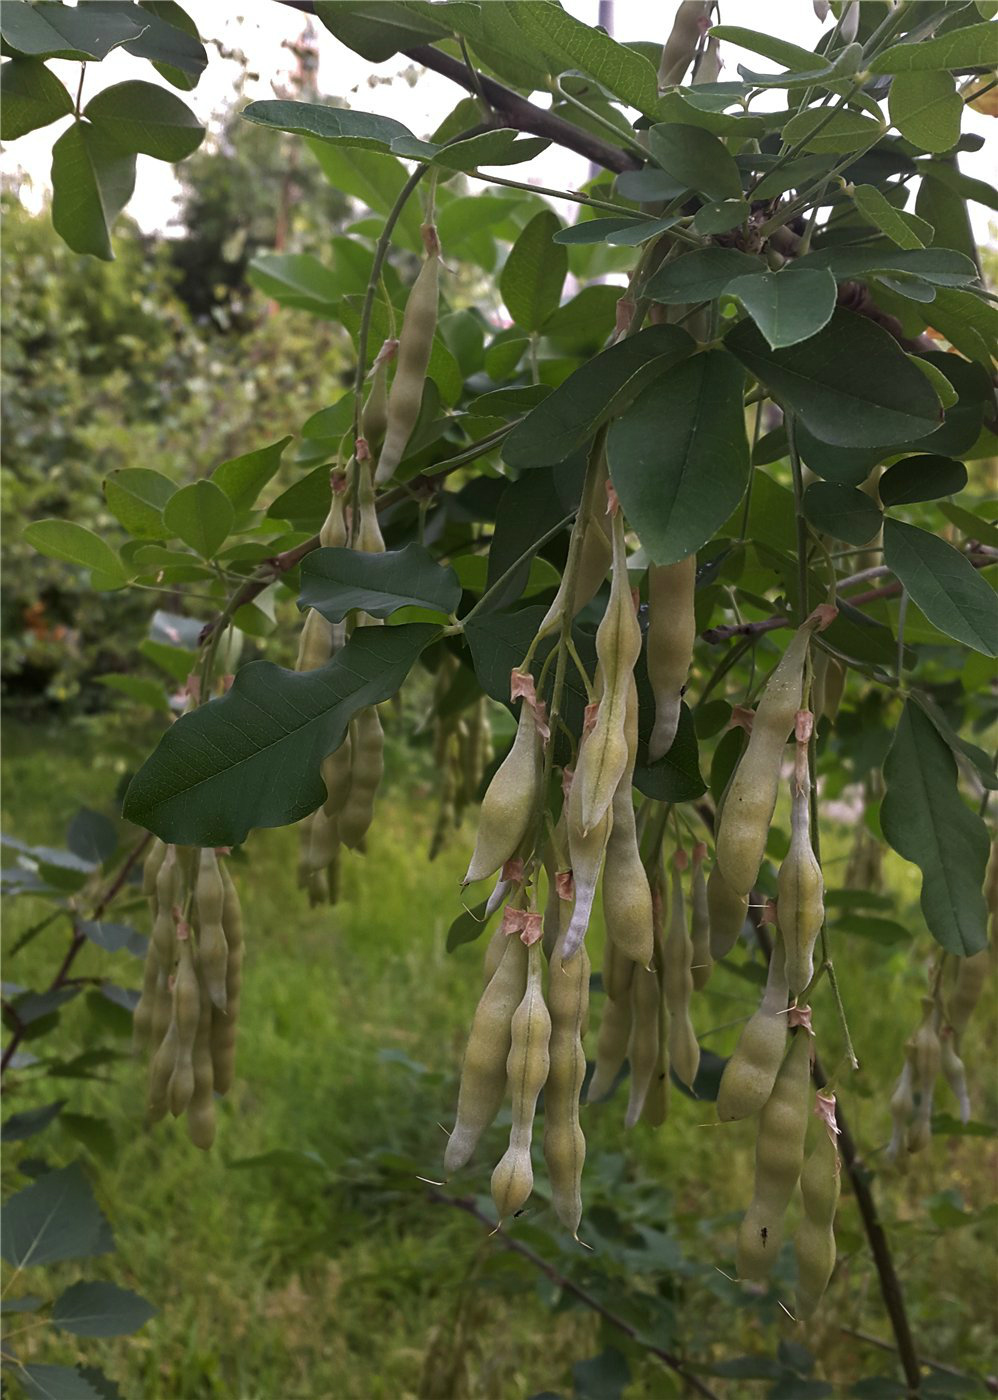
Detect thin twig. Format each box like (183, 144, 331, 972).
(427, 1188, 722, 1399)
(841, 1326, 997, 1394)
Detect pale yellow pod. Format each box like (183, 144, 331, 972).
(706, 863, 748, 960)
(167, 940, 201, 1117)
(339, 706, 384, 850)
(736, 1030, 812, 1280)
(715, 622, 817, 896)
(535, 461, 611, 642)
(295, 607, 334, 673)
(319, 479, 348, 550)
(482, 923, 508, 990)
(142, 837, 167, 899)
(491, 942, 552, 1220)
(884, 1060, 914, 1170)
(946, 946, 992, 1047)
(186, 973, 216, 1151)
(146, 1017, 178, 1124)
(306, 803, 340, 873)
(322, 731, 353, 820)
(376, 227, 440, 485)
(462, 700, 542, 886)
(777, 767, 824, 998)
(587, 989, 632, 1103)
(625, 964, 661, 1127)
(794, 1114, 840, 1318)
(356, 459, 386, 557)
(575, 510, 641, 835)
(602, 935, 635, 1004)
(151, 845, 179, 972)
(563, 768, 613, 959)
(361, 339, 397, 455)
(905, 996, 941, 1153)
(658, 0, 713, 88)
(543, 933, 590, 1237)
(663, 858, 699, 1090)
(149, 968, 173, 1059)
(195, 848, 228, 1012)
(132, 944, 160, 1056)
(642, 879, 671, 1127)
(211, 860, 244, 1096)
(601, 778, 654, 970)
(689, 855, 712, 991)
(445, 934, 529, 1174)
(646, 556, 696, 762)
(717, 935, 790, 1122)
(940, 1029, 971, 1124)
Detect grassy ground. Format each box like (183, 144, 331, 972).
(2, 716, 995, 1399)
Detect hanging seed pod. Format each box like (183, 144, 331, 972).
(462, 687, 543, 886)
(445, 933, 529, 1174)
(945, 945, 992, 1048)
(646, 556, 696, 762)
(716, 618, 822, 897)
(167, 939, 201, 1118)
(361, 338, 399, 456)
(194, 848, 228, 1012)
(186, 974, 216, 1151)
(717, 933, 790, 1122)
(794, 1094, 840, 1319)
(905, 996, 941, 1154)
(601, 680, 654, 970)
(339, 706, 385, 851)
(625, 963, 661, 1127)
(693, 33, 721, 84)
(778, 715, 824, 998)
(602, 935, 635, 1004)
(884, 1059, 914, 1171)
(492, 941, 552, 1221)
(544, 931, 590, 1237)
(663, 852, 700, 1090)
(939, 1027, 971, 1124)
(210, 859, 244, 1097)
(132, 945, 160, 1056)
(736, 1030, 812, 1280)
(587, 989, 633, 1103)
(535, 457, 611, 643)
(641, 882, 671, 1128)
(376, 225, 441, 486)
(295, 607, 334, 673)
(658, 0, 713, 89)
(563, 753, 613, 959)
(574, 508, 641, 836)
(689, 845, 712, 991)
(706, 862, 749, 960)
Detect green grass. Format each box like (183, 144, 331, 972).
(2, 717, 995, 1398)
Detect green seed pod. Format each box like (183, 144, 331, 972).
(641, 881, 671, 1127)
(646, 556, 696, 762)
(946, 946, 991, 1047)
(940, 1027, 971, 1124)
(693, 33, 721, 84)
(575, 510, 641, 836)
(146, 1016, 178, 1125)
(689, 847, 712, 991)
(132, 944, 160, 1056)
(167, 940, 201, 1117)
(322, 730, 354, 820)
(319, 474, 349, 550)
(602, 935, 635, 1004)
(706, 862, 748, 961)
(356, 458, 386, 557)
(195, 848, 228, 1012)
(151, 845, 179, 972)
(535, 463, 612, 642)
(445, 933, 529, 1174)
(794, 1102, 840, 1319)
(564, 766, 613, 959)
(658, 0, 713, 88)
(777, 752, 824, 998)
(295, 607, 334, 673)
(211, 860, 244, 1096)
(186, 974, 216, 1151)
(482, 924, 508, 988)
(587, 988, 633, 1104)
(376, 225, 441, 486)
(663, 856, 700, 1090)
(736, 1030, 812, 1280)
(361, 338, 398, 455)
(717, 935, 790, 1122)
(462, 699, 542, 886)
(142, 837, 167, 899)
(601, 700, 654, 971)
(339, 706, 384, 850)
(716, 622, 818, 896)
(543, 932, 590, 1238)
(625, 964, 661, 1128)
(491, 942, 552, 1221)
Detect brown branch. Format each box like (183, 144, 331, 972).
(841, 1327, 997, 1395)
(1, 833, 153, 1080)
(427, 1187, 722, 1399)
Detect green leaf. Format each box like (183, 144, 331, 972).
(882, 700, 989, 956)
(125, 1, 207, 91)
(299, 544, 461, 622)
(805, 246, 978, 288)
(103, 468, 175, 538)
(782, 106, 885, 154)
(921, 287, 998, 370)
(655, 89, 765, 137)
(889, 70, 963, 153)
(727, 267, 837, 350)
(725, 309, 942, 448)
(634, 700, 706, 802)
(468, 385, 551, 418)
(0, 1296, 44, 1314)
(851, 183, 926, 249)
(308, 141, 421, 249)
(311, 0, 448, 63)
(267, 464, 333, 529)
(427, 128, 550, 171)
(500, 211, 567, 333)
(648, 122, 743, 201)
(910, 355, 959, 410)
(163, 479, 234, 558)
(242, 99, 414, 152)
(211, 437, 291, 514)
(0, 57, 72, 138)
(77, 916, 147, 957)
(553, 216, 644, 245)
(645, 246, 763, 304)
(692, 198, 751, 235)
(67, 807, 116, 865)
(872, 21, 998, 74)
(542, 284, 619, 351)
(84, 80, 203, 161)
(937, 501, 998, 549)
(0, 1162, 113, 1267)
(246, 253, 340, 317)
(607, 350, 749, 565)
(513, 2, 659, 116)
(122, 624, 439, 845)
(0, 0, 144, 60)
(503, 324, 694, 470)
(51, 121, 136, 261)
(878, 455, 967, 506)
(803, 481, 882, 545)
(884, 518, 997, 655)
(59, 1113, 118, 1166)
(52, 1281, 156, 1338)
(912, 691, 998, 792)
(23, 519, 127, 586)
(706, 26, 827, 72)
(615, 167, 687, 202)
(446, 899, 492, 953)
(1, 1101, 66, 1142)
(18, 1366, 108, 1400)
(98, 674, 170, 712)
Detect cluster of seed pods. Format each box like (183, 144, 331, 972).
(428, 660, 492, 861)
(133, 840, 244, 1149)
